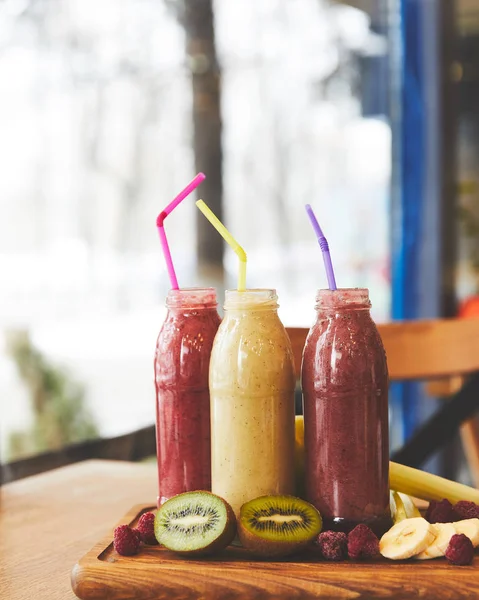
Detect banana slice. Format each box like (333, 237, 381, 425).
(454, 518, 479, 547)
(415, 522, 456, 559)
(380, 517, 436, 560)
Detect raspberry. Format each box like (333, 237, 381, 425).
(135, 512, 158, 545)
(113, 524, 141, 556)
(316, 531, 348, 561)
(453, 501, 479, 521)
(445, 533, 474, 565)
(425, 499, 455, 523)
(347, 524, 379, 559)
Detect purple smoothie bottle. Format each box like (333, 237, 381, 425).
(301, 288, 391, 536)
(154, 287, 221, 506)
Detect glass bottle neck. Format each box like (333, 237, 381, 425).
(166, 288, 217, 310)
(315, 288, 371, 312)
(223, 289, 279, 312)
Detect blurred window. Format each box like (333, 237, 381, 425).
(0, 0, 391, 462)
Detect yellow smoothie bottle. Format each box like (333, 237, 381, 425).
(209, 289, 296, 516)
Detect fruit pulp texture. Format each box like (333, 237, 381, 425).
(210, 290, 296, 516)
(302, 289, 390, 536)
(154, 291, 220, 506)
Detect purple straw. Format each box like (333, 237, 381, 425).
(305, 204, 337, 291)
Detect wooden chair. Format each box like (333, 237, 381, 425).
(286, 318, 479, 487)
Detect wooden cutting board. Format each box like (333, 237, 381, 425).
(71, 504, 479, 600)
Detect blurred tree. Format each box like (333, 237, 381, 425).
(181, 0, 224, 285)
(7, 332, 98, 460)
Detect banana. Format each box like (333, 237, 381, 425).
(390, 461, 479, 504)
(390, 490, 407, 523)
(397, 491, 421, 519)
(390, 490, 421, 523)
(453, 518, 479, 547)
(390, 491, 398, 520)
(415, 523, 457, 559)
(294, 415, 305, 498)
(380, 517, 436, 560)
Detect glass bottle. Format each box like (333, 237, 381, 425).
(154, 288, 220, 505)
(209, 289, 296, 516)
(301, 288, 390, 535)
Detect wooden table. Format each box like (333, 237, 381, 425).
(2, 460, 479, 600)
(0, 460, 158, 600)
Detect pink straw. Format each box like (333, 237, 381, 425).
(157, 226, 179, 289)
(156, 173, 205, 289)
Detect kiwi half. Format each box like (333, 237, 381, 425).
(154, 491, 236, 556)
(238, 495, 322, 558)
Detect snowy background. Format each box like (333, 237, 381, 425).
(0, 0, 391, 459)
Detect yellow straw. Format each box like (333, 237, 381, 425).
(196, 200, 247, 291)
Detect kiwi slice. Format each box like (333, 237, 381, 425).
(238, 495, 322, 558)
(154, 491, 236, 556)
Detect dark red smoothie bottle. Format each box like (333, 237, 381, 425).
(154, 288, 220, 506)
(301, 288, 390, 536)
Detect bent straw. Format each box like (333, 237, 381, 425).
(305, 204, 337, 291)
(196, 200, 247, 291)
(156, 173, 205, 289)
